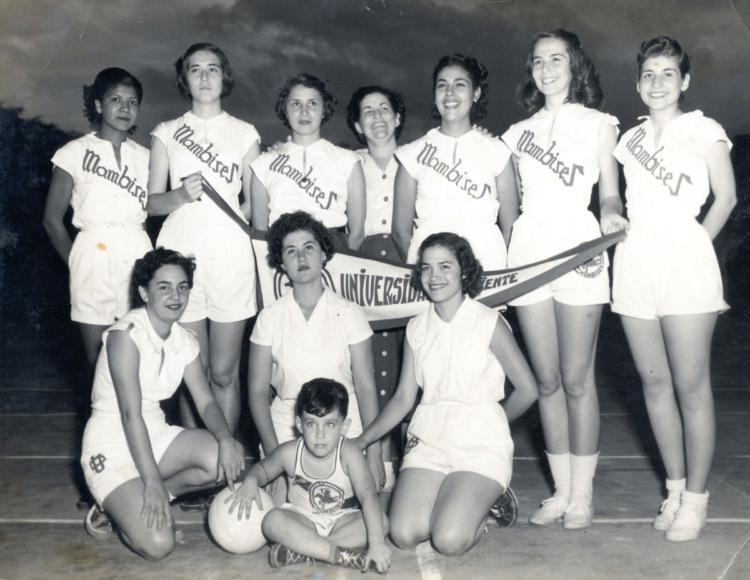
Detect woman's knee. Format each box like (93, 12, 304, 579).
(129, 528, 175, 561)
(537, 375, 562, 398)
(431, 524, 475, 557)
(389, 517, 426, 550)
(209, 358, 239, 389)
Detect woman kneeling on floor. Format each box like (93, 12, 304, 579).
(80, 248, 245, 560)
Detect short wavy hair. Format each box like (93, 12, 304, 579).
(517, 29, 603, 114)
(175, 42, 235, 100)
(82, 67, 143, 133)
(430, 54, 489, 124)
(275, 73, 336, 129)
(346, 85, 407, 146)
(130, 248, 196, 309)
(295, 378, 349, 419)
(410, 232, 483, 299)
(266, 211, 335, 272)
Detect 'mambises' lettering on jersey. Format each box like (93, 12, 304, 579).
(269, 153, 338, 210)
(516, 130, 583, 187)
(172, 124, 240, 185)
(82, 149, 147, 210)
(625, 127, 692, 196)
(415, 143, 492, 199)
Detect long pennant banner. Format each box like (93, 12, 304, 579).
(199, 178, 625, 330)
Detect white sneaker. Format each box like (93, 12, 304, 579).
(665, 493, 708, 543)
(529, 495, 568, 526)
(84, 504, 113, 541)
(653, 496, 681, 531)
(563, 500, 593, 530)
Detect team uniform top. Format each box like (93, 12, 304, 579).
(51, 133, 150, 230)
(613, 111, 732, 225)
(251, 289, 372, 401)
(407, 297, 506, 407)
(90, 308, 200, 416)
(502, 103, 618, 233)
(287, 437, 360, 516)
(358, 149, 397, 237)
(151, 111, 260, 229)
(251, 138, 360, 228)
(395, 127, 511, 268)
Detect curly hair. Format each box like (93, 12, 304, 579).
(266, 211, 336, 272)
(430, 54, 489, 124)
(82, 68, 143, 132)
(346, 85, 406, 146)
(517, 29, 603, 114)
(175, 42, 235, 100)
(295, 378, 349, 419)
(130, 248, 196, 309)
(410, 232, 484, 299)
(274, 73, 336, 129)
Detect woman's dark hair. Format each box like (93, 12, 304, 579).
(518, 29, 603, 114)
(410, 232, 483, 298)
(430, 54, 489, 124)
(82, 67, 143, 132)
(267, 211, 335, 271)
(346, 85, 406, 145)
(274, 73, 336, 129)
(130, 248, 196, 309)
(295, 378, 349, 419)
(637, 36, 690, 77)
(175, 42, 235, 100)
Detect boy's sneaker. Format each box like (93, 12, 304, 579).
(268, 543, 316, 568)
(335, 548, 372, 572)
(653, 496, 681, 531)
(489, 486, 519, 528)
(84, 504, 113, 540)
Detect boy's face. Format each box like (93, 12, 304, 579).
(295, 410, 350, 458)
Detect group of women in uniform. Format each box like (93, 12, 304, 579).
(42, 29, 736, 561)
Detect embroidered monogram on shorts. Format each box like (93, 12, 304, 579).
(89, 453, 107, 473)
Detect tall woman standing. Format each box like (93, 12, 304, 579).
(392, 54, 517, 270)
(612, 36, 736, 542)
(147, 43, 261, 435)
(501, 30, 627, 529)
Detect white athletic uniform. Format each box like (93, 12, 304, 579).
(152, 111, 259, 322)
(401, 297, 513, 488)
(396, 127, 512, 270)
(501, 103, 617, 306)
(80, 308, 200, 505)
(250, 289, 373, 443)
(281, 437, 361, 537)
(250, 138, 360, 228)
(51, 133, 151, 324)
(612, 111, 730, 319)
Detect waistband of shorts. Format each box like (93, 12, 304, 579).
(79, 223, 146, 234)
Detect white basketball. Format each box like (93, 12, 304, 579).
(208, 486, 272, 554)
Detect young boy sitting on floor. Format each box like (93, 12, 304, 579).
(229, 378, 391, 573)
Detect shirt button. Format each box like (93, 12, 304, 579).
(380, 389, 387, 396)
(381, 219, 387, 225)
(383, 196, 389, 201)
(382, 331, 388, 337)
(380, 250, 387, 256)
(381, 350, 388, 357)
(380, 371, 387, 377)
(382, 174, 387, 179)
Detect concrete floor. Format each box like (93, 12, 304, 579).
(1, 311, 749, 579)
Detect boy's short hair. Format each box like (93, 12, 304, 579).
(295, 378, 349, 419)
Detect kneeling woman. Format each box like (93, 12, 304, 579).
(80, 248, 245, 559)
(357, 233, 538, 555)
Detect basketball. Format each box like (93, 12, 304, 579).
(208, 486, 272, 554)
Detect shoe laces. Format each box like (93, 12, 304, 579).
(541, 495, 568, 509)
(659, 496, 680, 515)
(338, 550, 367, 570)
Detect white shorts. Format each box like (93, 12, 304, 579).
(407, 220, 507, 271)
(270, 396, 364, 445)
(278, 504, 361, 537)
(69, 228, 152, 325)
(508, 212, 609, 307)
(401, 401, 513, 489)
(612, 219, 728, 320)
(157, 224, 257, 323)
(81, 410, 184, 506)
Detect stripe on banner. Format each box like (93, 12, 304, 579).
(200, 177, 625, 330)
